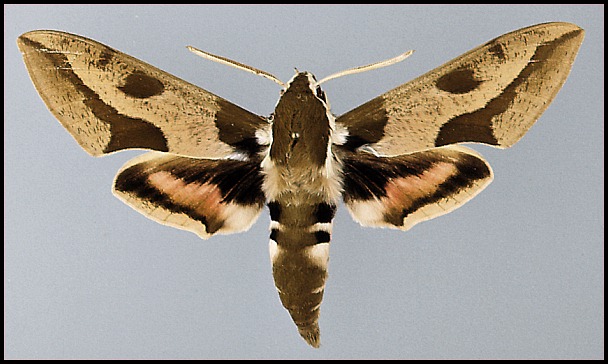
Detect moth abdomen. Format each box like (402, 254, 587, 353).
(268, 201, 336, 348)
(270, 243, 326, 348)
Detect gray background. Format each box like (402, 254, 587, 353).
(4, 5, 603, 359)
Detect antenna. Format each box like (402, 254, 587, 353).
(187, 46, 286, 88)
(315, 50, 414, 86)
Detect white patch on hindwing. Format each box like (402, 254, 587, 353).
(219, 202, 263, 234)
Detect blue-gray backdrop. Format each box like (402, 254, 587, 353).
(5, 4, 604, 359)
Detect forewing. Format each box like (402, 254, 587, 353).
(18, 30, 267, 158)
(337, 22, 584, 156)
(113, 152, 266, 239)
(341, 146, 493, 231)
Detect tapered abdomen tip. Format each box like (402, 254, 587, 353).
(298, 324, 321, 348)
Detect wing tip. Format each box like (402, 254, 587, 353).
(17, 30, 65, 51)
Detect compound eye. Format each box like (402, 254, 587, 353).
(315, 86, 326, 102)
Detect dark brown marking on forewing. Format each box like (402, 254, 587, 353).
(336, 97, 389, 150)
(231, 137, 262, 158)
(215, 98, 266, 156)
(102, 116, 168, 153)
(488, 43, 506, 60)
(95, 49, 115, 68)
(19, 35, 169, 154)
(435, 120, 498, 147)
(436, 68, 483, 94)
(435, 28, 584, 148)
(341, 135, 371, 151)
(118, 70, 165, 98)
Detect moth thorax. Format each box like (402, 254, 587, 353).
(262, 72, 342, 204)
(269, 73, 330, 169)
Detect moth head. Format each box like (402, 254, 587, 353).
(283, 71, 330, 108)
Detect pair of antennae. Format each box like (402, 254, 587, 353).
(187, 46, 414, 88)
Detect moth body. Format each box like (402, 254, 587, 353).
(263, 72, 342, 203)
(262, 72, 341, 347)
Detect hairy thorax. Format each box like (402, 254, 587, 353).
(261, 153, 342, 206)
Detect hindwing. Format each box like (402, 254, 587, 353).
(113, 152, 266, 239)
(341, 146, 493, 231)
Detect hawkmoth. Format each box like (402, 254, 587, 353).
(17, 22, 583, 348)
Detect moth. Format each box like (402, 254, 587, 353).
(18, 22, 583, 348)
